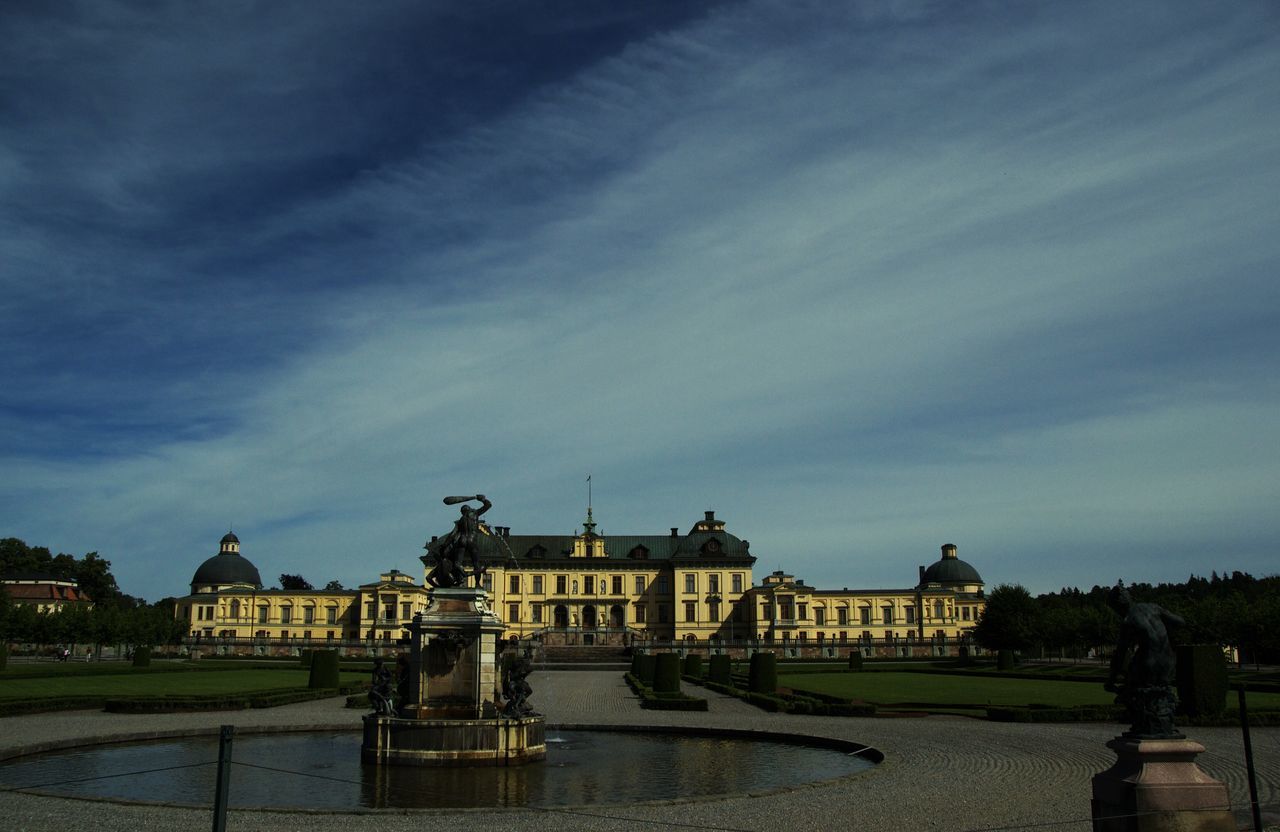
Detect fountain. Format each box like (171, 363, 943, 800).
(361, 495, 545, 767)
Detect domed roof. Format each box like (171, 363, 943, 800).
(220, 531, 240, 545)
(921, 543, 983, 586)
(191, 538, 261, 591)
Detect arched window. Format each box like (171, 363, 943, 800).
(230, 599, 240, 619)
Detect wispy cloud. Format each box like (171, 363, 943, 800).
(2, 0, 1277, 599)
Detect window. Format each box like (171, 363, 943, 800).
(532, 605, 543, 623)
(962, 606, 971, 621)
(817, 632, 825, 642)
(658, 575, 669, 594)
(612, 575, 623, 595)
(837, 607, 849, 625)
(230, 600, 240, 618)
(733, 602, 745, 622)
(935, 601, 946, 619)
(303, 606, 315, 624)
(905, 606, 915, 625)
(882, 607, 893, 625)
(281, 630, 289, 640)
(731, 573, 743, 594)
(708, 600, 720, 621)
(709, 574, 720, 594)
(303, 630, 311, 641)
(482, 574, 493, 592)
(258, 606, 269, 624)
(401, 602, 412, 620)
(815, 607, 826, 626)
(382, 601, 395, 621)
(533, 575, 544, 594)
(508, 603, 519, 622)
(326, 607, 337, 624)
(634, 576, 645, 595)
(635, 604, 646, 623)
(365, 602, 377, 619)
(763, 603, 773, 620)
(684, 574, 696, 593)
(780, 602, 794, 620)
(556, 575, 567, 594)
(859, 607, 870, 625)
(798, 603, 808, 620)
(839, 631, 848, 643)
(658, 604, 669, 623)
(510, 575, 521, 594)
(326, 631, 334, 641)
(583, 576, 594, 594)
(684, 602, 697, 622)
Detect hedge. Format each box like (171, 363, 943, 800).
(708, 654, 732, 685)
(103, 684, 361, 714)
(307, 650, 341, 689)
(847, 651, 863, 671)
(633, 653, 657, 686)
(1176, 644, 1228, 717)
(131, 646, 152, 668)
(748, 652, 777, 694)
(653, 653, 681, 693)
(682, 654, 703, 678)
(624, 673, 708, 711)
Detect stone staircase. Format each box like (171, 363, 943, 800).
(537, 644, 630, 671)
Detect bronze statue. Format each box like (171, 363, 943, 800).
(500, 646, 536, 718)
(369, 657, 396, 716)
(1105, 583, 1185, 738)
(425, 494, 492, 588)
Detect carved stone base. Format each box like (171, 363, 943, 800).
(1091, 737, 1234, 832)
(361, 714, 546, 767)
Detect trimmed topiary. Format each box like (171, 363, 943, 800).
(654, 653, 681, 693)
(748, 652, 777, 694)
(132, 646, 152, 668)
(300, 650, 314, 668)
(1176, 644, 1228, 717)
(682, 654, 703, 678)
(847, 651, 863, 671)
(708, 654, 732, 685)
(997, 649, 1016, 671)
(0, 644, 8, 671)
(308, 649, 341, 689)
(634, 653, 657, 685)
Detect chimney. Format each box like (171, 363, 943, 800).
(671, 527, 678, 537)
(919, 565, 926, 583)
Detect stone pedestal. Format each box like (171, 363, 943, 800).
(1091, 737, 1234, 832)
(361, 585, 545, 767)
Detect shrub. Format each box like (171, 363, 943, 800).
(132, 647, 152, 668)
(848, 651, 863, 671)
(300, 650, 314, 668)
(748, 652, 777, 694)
(682, 654, 703, 678)
(308, 649, 340, 689)
(0, 644, 8, 671)
(654, 653, 681, 693)
(634, 653, 657, 686)
(708, 654, 732, 685)
(996, 649, 1016, 671)
(1176, 644, 1228, 717)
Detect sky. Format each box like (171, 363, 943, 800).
(2, 0, 1278, 603)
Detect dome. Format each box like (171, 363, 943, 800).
(191, 534, 262, 591)
(920, 543, 983, 586)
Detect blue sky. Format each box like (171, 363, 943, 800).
(2, 1, 1278, 603)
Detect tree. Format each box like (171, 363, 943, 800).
(279, 574, 313, 591)
(973, 584, 1040, 653)
(323, 580, 344, 591)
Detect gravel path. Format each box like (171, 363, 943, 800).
(0, 671, 1276, 832)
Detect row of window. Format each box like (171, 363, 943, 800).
(760, 602, 976, 626)
(506, 572, 747, 596)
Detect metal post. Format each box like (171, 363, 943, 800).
(212, 724, 233, 832)
(1238, 686, 1263, 832)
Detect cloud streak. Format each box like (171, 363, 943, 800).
(2, 0, 1278, 600)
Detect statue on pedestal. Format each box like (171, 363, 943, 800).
(1105, 583, 1185, 738)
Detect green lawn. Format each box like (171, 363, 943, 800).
(0, 668, 365, 700)
(779, 670, 1280, 712)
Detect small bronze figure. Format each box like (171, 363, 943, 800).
(1105, 583, 1185, 738)
(369, 657, 396, 716)
(500, 646, 536, 718)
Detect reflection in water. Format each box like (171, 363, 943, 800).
(0, 730, 873, 810)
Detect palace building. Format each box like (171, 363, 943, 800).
(175, 511, 986, 657)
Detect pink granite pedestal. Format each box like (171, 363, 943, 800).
(1091, 737, 1234, 832)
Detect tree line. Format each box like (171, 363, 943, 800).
(974, 571, 1280, 665)
(1, 537, 185, 654)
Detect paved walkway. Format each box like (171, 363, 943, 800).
(0, 672, 1276, 832)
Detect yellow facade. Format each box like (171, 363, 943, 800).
(176, 515, 985, 655)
